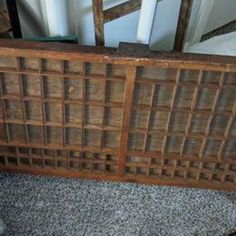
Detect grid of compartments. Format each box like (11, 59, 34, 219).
(126, 67, 236, 185)
(0, 146, 118, 174)
(0, 49, 235, 190)
(0, 56, 126, 174)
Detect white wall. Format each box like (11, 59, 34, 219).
(150, 0, 181, 50)
(11, 0, 236, 50)
(204, 0, 236, 34)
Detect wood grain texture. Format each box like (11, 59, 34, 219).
(104, 0, 141, 23)
(92, 0, 104, 46)
(174, 0, 193, 51)
(0, 40, 235, 191)
(0, 39, 236, 71)
(119, 66, 136, 175)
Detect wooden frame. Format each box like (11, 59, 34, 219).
(92, 0, 141, 46)
(0, 39, 236, 191)
(92, 0, 193, 51)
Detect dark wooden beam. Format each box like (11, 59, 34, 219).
(0, 8, 11, 34)
(6, 0, 22, 38)
(173, 0, 193, 51)
(104, 0, 142, 23)
(118, 42, 149, 57)
(92, 0, 104, 46)
(201, 20, 236, 42)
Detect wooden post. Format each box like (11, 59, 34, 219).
(6, 0, 22, 38)
(104, 0, 141, 23)
(174, 0, 193, 51)
(92, 0, 104, 46)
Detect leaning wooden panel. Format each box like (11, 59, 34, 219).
(0, 39, 235, 191)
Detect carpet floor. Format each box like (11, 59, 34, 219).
(0, 172, 236, 236)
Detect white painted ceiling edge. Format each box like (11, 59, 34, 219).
(184, 0, 215, 49)
(186, 32, 236, 56)
(184, 0, 236, 56)
(2, 0, 236, 55)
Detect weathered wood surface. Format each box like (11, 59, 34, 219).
(92, 0, 142, 46)
(174, 0, 193, 51)
(104, 0, 141, 23)
(92, 0, 104, 46)
(0, 39, 236, 191)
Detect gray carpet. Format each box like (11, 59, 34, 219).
(0, 172, 236, 236)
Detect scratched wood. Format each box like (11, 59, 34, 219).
(0, 39, 235, 191)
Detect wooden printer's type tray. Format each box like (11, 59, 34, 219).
(0, 40, 235, 191)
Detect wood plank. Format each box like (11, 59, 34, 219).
(118, 66, 136, 175)
(104, 0, 142, 23)
(174, 0, 193, 51)
(0, 39, 236, 72)
(118, 42, 149, 57)
(92, 0, 104, 46)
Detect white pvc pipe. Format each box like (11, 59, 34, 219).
(136, 0, 157, 44)
(45, 0, 68, 37)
